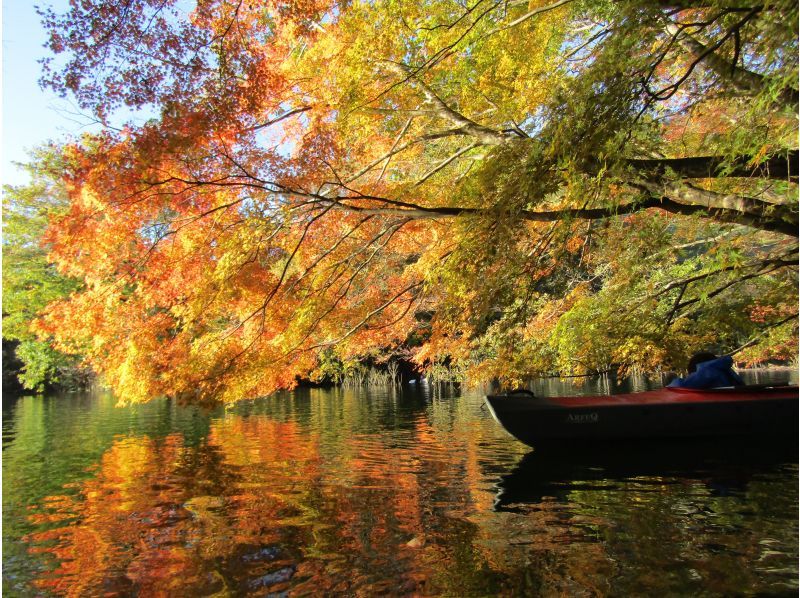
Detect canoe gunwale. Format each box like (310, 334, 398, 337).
(486, 385, 799, 409)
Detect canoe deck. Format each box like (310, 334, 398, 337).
(485, 386, 799, 447)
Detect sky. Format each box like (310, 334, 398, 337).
(2, 0, 91, 188)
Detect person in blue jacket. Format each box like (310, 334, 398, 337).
(668, 352, 744, 389)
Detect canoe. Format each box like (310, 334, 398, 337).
(485, 385, 799, 447)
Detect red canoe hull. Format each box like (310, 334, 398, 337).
(485, 386, 799, 447)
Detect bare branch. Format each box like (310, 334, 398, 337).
(241, 105, 312, 133)
(415, 142, 480, 186)
(382, 60, 512, 145)
(664, 13, 798, 105)
(487, 0, 575, 35)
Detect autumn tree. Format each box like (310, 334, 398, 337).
(31, 0, 797, 403)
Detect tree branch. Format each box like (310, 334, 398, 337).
(306, 189, 795, 236)
(637, 180, 799, 236)
(383, 61, 512, 145)
(487, 0, 575, 35)
(415, 142, 480, 186)
(665, 17, 798, 105)
(241, 105, 312, 133)
(624, 150, 799, 180)
(729, 313, 800, 357)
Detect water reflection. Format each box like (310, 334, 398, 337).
(2, 377, 797, 596)
(494, 438, 798, 595)
(496, 438, 799, 507)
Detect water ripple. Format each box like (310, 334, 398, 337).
(2, 383, 797, 596)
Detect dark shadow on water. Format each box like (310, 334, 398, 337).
(494, 435, 799, 511)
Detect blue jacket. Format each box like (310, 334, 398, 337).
(668, 355, 744, 389)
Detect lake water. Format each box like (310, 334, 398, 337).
(3, 371, 798, 596)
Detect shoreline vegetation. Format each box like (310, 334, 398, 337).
(3, 339, 795, 400)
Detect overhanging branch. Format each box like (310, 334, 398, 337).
(625, 150, 799, 180)
(637, 180, 799, 234)
(320, 191, 797, 237)
(665, 18, 799, 106)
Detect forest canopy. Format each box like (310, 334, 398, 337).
(12, 0, 797, 403)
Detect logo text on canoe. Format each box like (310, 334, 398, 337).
(566, 412, 599, 424)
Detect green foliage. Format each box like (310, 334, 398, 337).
(11, 339, 85, 391)
(2, 146, 86, 391)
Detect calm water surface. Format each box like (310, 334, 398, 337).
(3, 372, 798, 596)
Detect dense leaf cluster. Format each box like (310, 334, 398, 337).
(2, 148, 89, 391)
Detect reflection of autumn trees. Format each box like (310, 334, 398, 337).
(23, 392, 530, 595)
(208, 411, 494, 594)
(2, 392, 215, 595)
(25, 434, 236, 596)
(21, 390, 797, 596)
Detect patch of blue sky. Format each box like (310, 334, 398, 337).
(3, 0, 79, 187)
(2, 0, 160, 187)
